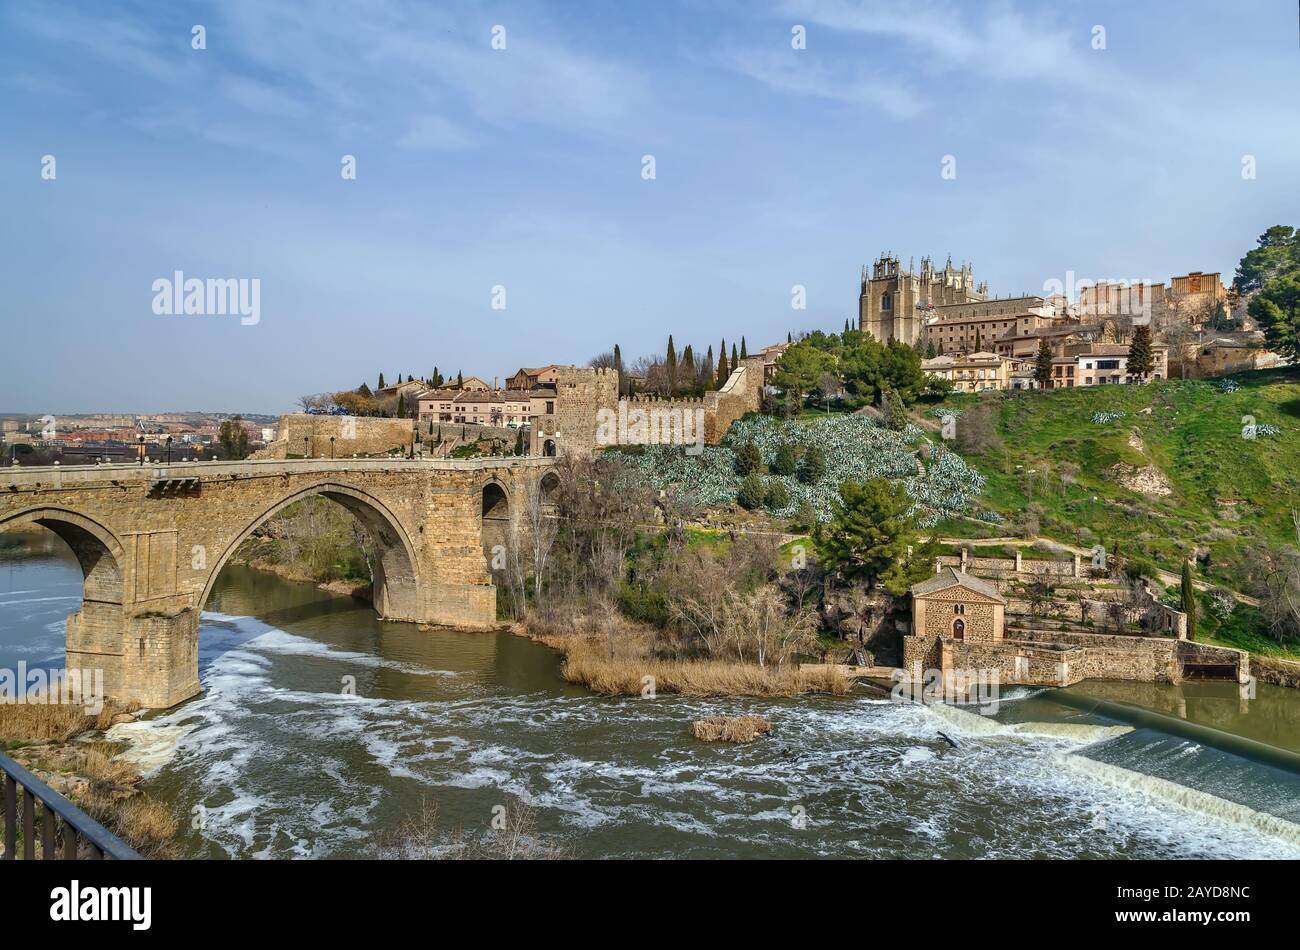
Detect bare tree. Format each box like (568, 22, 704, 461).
(522, 478, 559, 599)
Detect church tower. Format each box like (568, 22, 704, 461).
(859, 252, 986, 346)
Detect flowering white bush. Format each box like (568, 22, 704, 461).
(627, 414, 986, 526)
(1216, 378, 1241, 393)
(1254, 423, 1281, 437)
(926, 406, 963, 420)
(1091, 410, 1126, 424)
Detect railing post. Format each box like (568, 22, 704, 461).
(42, 806, 56, 860)
(22, 787, 35, 860)
(2, 774, 14, 859)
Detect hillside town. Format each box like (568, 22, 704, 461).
(2, 254, 1287, 468)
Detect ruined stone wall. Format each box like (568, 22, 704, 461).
(258, 414, 415, 459)
(1010, 628, 1179, 682)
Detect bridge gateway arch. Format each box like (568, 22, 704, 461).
(0, 456, 559, 708)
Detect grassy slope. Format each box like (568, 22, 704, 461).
(933, 365, 1300, 604)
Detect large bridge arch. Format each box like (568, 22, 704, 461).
(0, 506, 133, 696)
(0, 507, 127, 602)
(198, 481, 423, 621)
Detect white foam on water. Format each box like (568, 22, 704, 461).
(1062, 754, 1300, 849)
(1007, 722, 1133, 743)
(202, 611, 460, 677)
(922, 701, 1132, 748)
(105, 720, 197, 775)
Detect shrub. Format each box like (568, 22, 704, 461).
(617, 581, 669, 626)
(765, 480, 791, 511)
(737, 473, 767, 509)
(799, 444, 826, 483)
(735, 441, 762, 476)
(771, 443, 797, 476)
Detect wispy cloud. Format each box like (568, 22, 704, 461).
(715, 47, 925, 118)
(395, 114, 479, 151)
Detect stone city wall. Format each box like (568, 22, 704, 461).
(258, 414, 415, 459)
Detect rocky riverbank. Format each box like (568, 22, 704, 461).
(0, 701, 177, 858)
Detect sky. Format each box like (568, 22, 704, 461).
(2, 0, 1298, 414)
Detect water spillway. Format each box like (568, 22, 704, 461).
(1046, 688, 1300, 776)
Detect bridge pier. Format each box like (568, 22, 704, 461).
(67, 598, 200, 709)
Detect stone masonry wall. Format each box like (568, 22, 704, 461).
(531, 359, 764, 456)
(258, 414, 415, 459)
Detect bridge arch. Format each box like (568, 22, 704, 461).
(199, 481, 422, 621)
(0, 507, 126, 603)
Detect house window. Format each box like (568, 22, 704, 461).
(953, 604, 965, 615)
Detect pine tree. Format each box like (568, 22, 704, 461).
(740, 337, 748, 359)
(814, 479, 915, 590)
(925, 340, 937, 358)
(1128, 324, 1155, 379)
(1033, 338, 1054, 389)
(1182, 559, 1198, 641)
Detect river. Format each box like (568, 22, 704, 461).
(4, 532, 1300, 859)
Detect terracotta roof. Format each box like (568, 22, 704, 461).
(912, 568, 1006, 602)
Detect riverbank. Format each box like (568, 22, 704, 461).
(238, 557, 373, 601)
(512, 614, 849, 698)
(0, 701, 177, 858)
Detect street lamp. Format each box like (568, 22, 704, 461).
(137, 435, 145, 467)
(303, 436, 310, 459)
(165, 436, 173, 464)
(329, 436, 335, 459)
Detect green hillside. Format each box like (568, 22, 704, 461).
(933, 367, 1300, 596)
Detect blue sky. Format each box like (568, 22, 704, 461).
(2, 0, 1298, 414)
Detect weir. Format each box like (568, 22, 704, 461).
(1048, 689, 1300, 776)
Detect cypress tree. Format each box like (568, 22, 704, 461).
(1181, 559, 1198, 641)
(378, 372, 385, 390)
(1033, 338, 1054, 389)
(740, 337, 748, 359)
(731, 342, 738, 367)
(717, 343, 729, 386)
(1128, 324, 1155, 379)
(666, 335, 677, 391)
(456, 370, 463, 390)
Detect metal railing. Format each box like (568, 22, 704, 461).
(0, 749, 140, 860)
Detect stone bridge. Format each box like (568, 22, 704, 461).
(0, 457, 559, 708)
